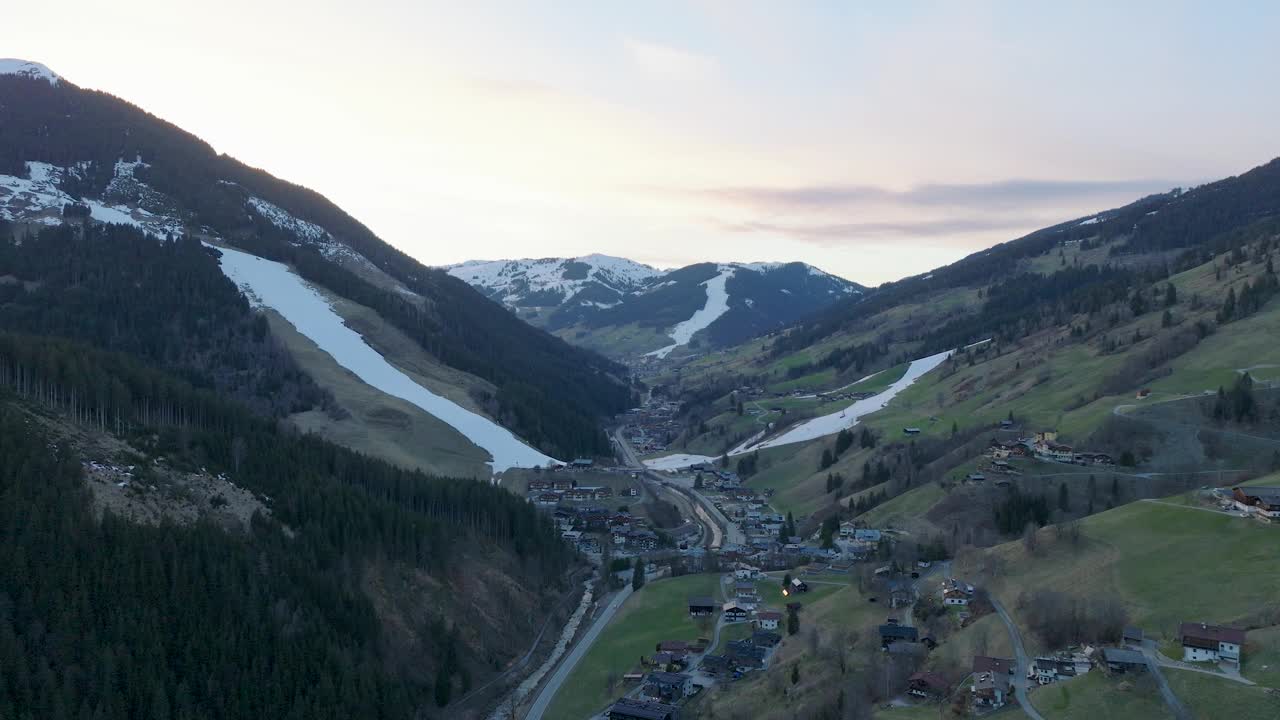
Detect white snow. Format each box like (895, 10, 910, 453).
(85, 200, 141, 227)
(644, 453, 717, 471)
(0, 163, 76, 224)
(646, 267, 736, 359)
(1078, 217, 1101, 226)
(446, 254, 661, 306)
(211, 244, 560, 473)
(742, 348, 955, 452)
(642, 343, 988, 470)
(0, 59, 60, 85)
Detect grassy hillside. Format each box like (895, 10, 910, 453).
(545, 574, 720, 720)
(1035, 671, 1170, 720)
(963, 496, 1280, 654)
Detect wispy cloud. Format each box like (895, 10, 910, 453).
(719, 216, 1052, 247)
(700, 177, 1178, 213)
(623, 38, 718, 78)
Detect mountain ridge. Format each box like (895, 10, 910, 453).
(446, 253, 865, 359)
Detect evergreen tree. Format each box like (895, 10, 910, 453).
(632, 557, 646, 591)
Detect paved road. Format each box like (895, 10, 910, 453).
(1139, 641, 1193, 720)
(614, 427, 725, 549)
(989, 596, 1045, 720)
(525, 584, 633, 720)
(1147, 641, 1256, 685)
(1140, 498, 1242, 517)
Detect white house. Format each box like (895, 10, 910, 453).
(755, 611, 781, 631)
(1180, 622, 1245, 664)
(942, 589, 970, 606)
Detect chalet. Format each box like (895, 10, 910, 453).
(700, 655, 731, 676)
(733, 567, 760, 580)
(903, 427, 922, 436)
(552, 478, 577, 491)
(942, 588, 969, 606)
(605, 698, 680, 720)
(656, 640, 689, 655)
(649, 652, 679, 669)
(1037, 442, 1075, 463)
(1031, 654, 1087, 684)
(534, 492, 561, 506)
(1180, 622, 1245, 664)
(789, 578, 809, 594)
(853, 528, 882, 543)
(887, 579, 914, 609)
(755, 611, 782, 631)
(528, 479, 552, 491)
(629, 531, 659, 551)
(750, 630, 782, 647)
(973, 656, 1016, 678)
(726, 640, 767, 663)
(723, 603, 750, 622)
(564, 487, 594, 501)
(1102, 647, 1148, 674)
(966, 473, 987, 483)
(907, 671, 950, 700)
(734, 593, 758, 610)
(735, 581, 758, 597)
(970, 672, 1006, 709)
(688, 597, 716, 617)
(1232, 486, 1280, 518)
(879, 624, 918, 648)
(643, 672, 693, 701)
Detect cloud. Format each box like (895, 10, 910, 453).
(623, 38, 718, 78)
(701, 177, 1179, 213)
(719, 216, 1053, 247)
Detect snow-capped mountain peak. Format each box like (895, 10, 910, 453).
(446, 254, 866, 359)
(0, 59, 60, 85)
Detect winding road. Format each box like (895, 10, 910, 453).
(989, 596, 1045, 720)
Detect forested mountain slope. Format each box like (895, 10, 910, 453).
(0, 64, 632, 462)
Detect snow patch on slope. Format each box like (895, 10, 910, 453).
(0, 59, 60, 85)
(0, 163, 76, 224)
(212, 245, 557, 473)
(447, 254, 661, 305)
(642, 344, 984, 470)
(646, 267, 736, 359)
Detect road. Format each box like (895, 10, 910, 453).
(613, 426, 727, 549)
(989, 596, 1045, 720)
(1140, 498, 1242, 517)
(524, 583, 634, 720)
(1138, 641, 1193, 720)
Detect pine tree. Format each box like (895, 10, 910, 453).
(632, 557, 645, 591)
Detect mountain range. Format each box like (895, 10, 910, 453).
(447, 254, 864, 359)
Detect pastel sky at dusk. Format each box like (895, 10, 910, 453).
(6, 1, 1280, 285)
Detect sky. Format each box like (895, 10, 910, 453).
(6, 1, 1280, 285)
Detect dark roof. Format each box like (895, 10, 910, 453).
(607, 698, 679, 720)
(756, 611, 782, 621)
(879, 624, 919, 640)
(750, 631, 782, 646)
(908, 671, 950, 691)
(1180, 622, 1246, 646)
(688, 596, 716, 607)
(1102, 647, 1147, 665)
(973, 656, 1015, 675)
(647, 671, 690, 686)
(1123, 626, 1144, 641)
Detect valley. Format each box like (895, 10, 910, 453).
(3, 21, 1280, 720)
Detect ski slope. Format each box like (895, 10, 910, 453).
(642, 346, 962, 470)
(646, 267, 736, 359)
(212, 245, 559, 473)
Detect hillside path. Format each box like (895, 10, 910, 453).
(989, 596, 1045, 720)
(1139, 498, 1241, 517)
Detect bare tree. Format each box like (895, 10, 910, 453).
(1021, 522, 1039, 555)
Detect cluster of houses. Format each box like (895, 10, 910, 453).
(962, 621, 1247, 713)
(690, 463, 743, 491)
(553, 506, 658, 555)
(622, 401, 682, 454)
(985, 430, 1114, 468)
(604, 697, 680, 720)
(529, 476, 632, 506)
